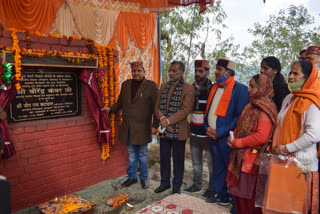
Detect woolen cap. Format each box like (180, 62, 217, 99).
(216, 58, 236, 71)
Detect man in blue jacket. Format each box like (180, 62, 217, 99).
(204, 58, 249, 205)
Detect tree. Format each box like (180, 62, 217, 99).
(160, 0, 227, 82)
(243, 5, 320, 75)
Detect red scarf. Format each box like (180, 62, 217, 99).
(205, 76, 235, 118)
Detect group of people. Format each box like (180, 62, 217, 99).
(102, 45, 320, 214)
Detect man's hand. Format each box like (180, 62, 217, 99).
(206, 127, 218, 139)
(0, 111, 7, 121)
(152, 127, 158, 135)
(160, 117, 170, 128)
(227, 137, 235, 149)
(101, 106, 110, 112)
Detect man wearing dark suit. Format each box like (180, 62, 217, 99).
(154, 61, 195, 194)
(102, 61, 159, 189)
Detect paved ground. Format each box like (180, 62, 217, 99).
(13, 143, 230, 214)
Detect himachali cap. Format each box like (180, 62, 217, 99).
(130, 61, 144, 69)
(195, 60, 210, 69)
(306, 46, 320, 56)
(216, 58, 236, 71)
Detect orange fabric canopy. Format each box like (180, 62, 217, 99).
(118, 0, 213, 13)
(0, 0, 64, 33)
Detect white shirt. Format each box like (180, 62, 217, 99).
(208, 87, 224, 129)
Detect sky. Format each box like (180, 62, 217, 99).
(209, 0, 320, 51)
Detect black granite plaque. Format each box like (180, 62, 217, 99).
(8, 68, 81, 123)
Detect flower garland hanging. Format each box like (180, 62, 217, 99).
(108, 47, 116, 146)
(96, 44, 111, 160)
(11, 30, 22, 90)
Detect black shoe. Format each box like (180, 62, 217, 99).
(202, 189, 215, 198)
(154, 185, 171, 193)
(140, 179, 149, 189)
(172, 187, 181, 194)
(184, 184, 202, 193)
(121, 178, 137, 187)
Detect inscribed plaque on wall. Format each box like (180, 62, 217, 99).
(8, 68, 81, 123)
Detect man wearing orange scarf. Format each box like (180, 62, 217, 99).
(204, 58, 249, 205)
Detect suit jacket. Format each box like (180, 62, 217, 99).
(204, 81, 249, 146)
(110, 78, 159, 145)
(155, 80, 195, 141)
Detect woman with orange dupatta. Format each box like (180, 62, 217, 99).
(270, 60, 320, 214)
(225, 74, 278, 214)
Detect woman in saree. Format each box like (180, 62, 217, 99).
(226, 74, 278, 214)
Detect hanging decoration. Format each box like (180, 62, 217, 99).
(10, 30, 22, 90)
(0, 28, 119, 161)
(0, 63, 13, 84)
(108, 47, 116, 146)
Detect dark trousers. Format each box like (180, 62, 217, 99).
(160, 138, 186, 189)
(0, 179, 10, 214)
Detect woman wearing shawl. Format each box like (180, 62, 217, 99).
(226, 74, 278, 214)
(270, 60, 320, 214)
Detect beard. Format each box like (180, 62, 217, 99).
(195, 75, 206, 83)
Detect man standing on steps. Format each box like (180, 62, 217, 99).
(184, 60, 215, 198)
(204, 58, 248, 205)
(154, 61, 194, 194)
(101, 61, 159, 190)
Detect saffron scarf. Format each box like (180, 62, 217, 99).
(205, 76, 235, 118)
(280, 61, 320, 149)
(226, 75, 278, 187)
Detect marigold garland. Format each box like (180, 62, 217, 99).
(108, 47, 116, 146)
(10, 30, 22, 90)
(2, 28, 119, 160)
(96, 44, 112, 160)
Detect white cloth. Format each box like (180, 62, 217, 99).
(278, 93, 320, 171)
(55, 0, 119, 45)
(54, 2, 75, 37)
(208, 87, 224, 129)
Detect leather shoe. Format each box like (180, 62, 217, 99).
(154, 185, 170, 193)
(140, 179, 149, 189)
(172, 187, 181, 194)
(121, 178, 137, 187)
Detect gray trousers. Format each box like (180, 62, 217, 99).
(190, 136, 214, 191)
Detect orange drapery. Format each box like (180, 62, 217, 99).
(115, 13, 129, 54)
(0, 0, 64, 33)
(122, 12, 156, 49)
(118, 0, 213, 13)
(152, 42, 160, 85)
